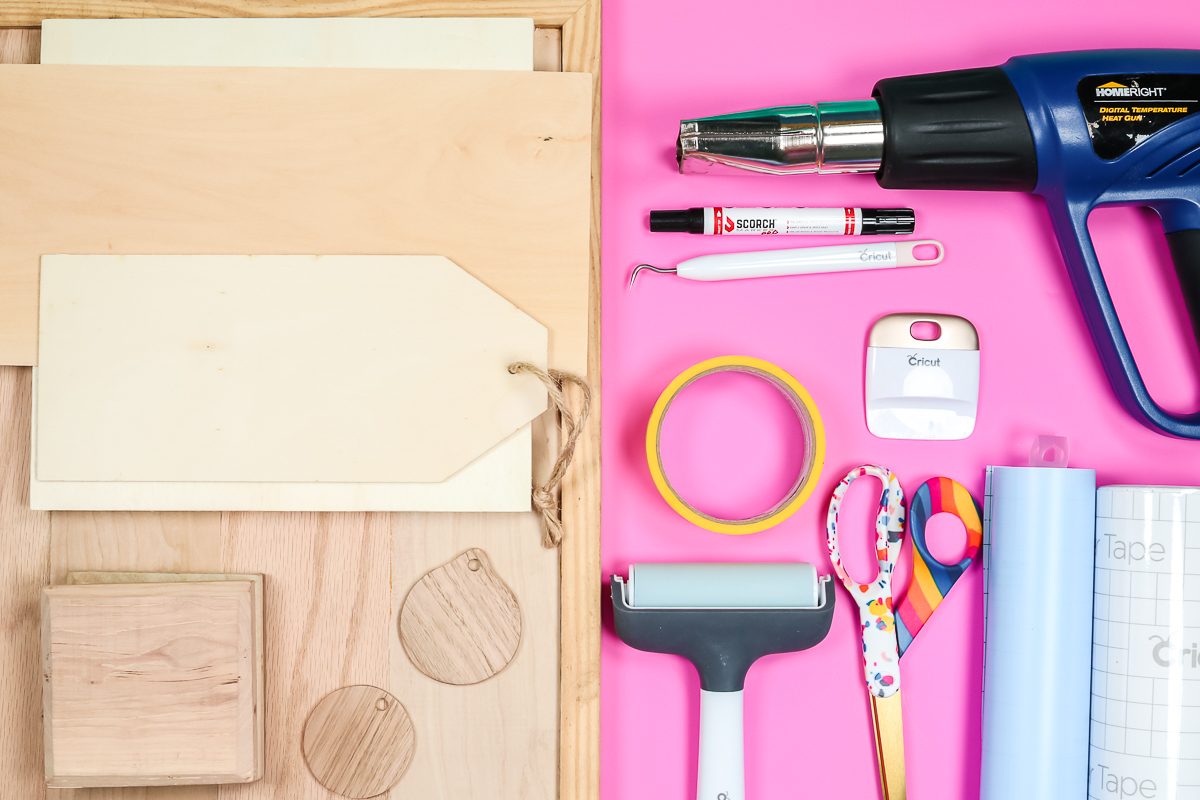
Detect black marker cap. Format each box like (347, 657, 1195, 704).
(650, 208, 705, 233)
(861, 208, 916, 235)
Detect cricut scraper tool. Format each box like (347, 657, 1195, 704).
(611, 563, 835, 800)
(865, 313, 980, 440)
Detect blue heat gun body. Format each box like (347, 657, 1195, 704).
(1005, 51, 1200, 439)
(678, 49, 1200, 439)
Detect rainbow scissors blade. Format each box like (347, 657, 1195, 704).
(825, 467, 982, 800)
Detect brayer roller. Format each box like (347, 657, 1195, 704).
(611, 563, 834, 800)
(679, 49, 1200, 440)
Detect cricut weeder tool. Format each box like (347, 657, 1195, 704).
(825, 467, 983, 800)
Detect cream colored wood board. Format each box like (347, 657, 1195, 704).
(37, 255, 547, 484)
(42, 581, 260, 787)
(220, 511, 392, 800)
(0, 65, 592, 371)
(399, 548, 521, 685)
(0, 0, 589, 27)
(67, 571, 266, 778)
(302, 686, 415, 799)
(390, 512, 558, 800)
(30, 399, 533, 512)
(41, 18, 533, 69)
(32, 14, 536, 514)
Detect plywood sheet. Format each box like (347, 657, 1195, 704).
(0, 65, 592, 371)
(41, 17, 533, 69)
(32, 13, 537, 514)
(42, 581, 260, 787)
(36, 255, 547, 484)
(390, 512, 558, 800)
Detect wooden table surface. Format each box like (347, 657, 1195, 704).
(0, 6, 601, 798)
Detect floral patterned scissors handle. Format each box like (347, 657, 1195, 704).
(825, 464, 906, 698)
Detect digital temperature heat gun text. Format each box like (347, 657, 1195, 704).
(677, 49, 1200, 440)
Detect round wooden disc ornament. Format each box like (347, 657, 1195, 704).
(302, 685, 416, 798)
(399, 548, 522, 685)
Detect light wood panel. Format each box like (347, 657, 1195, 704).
(0, 0, 588, 27)
(559, 3, 601, 800)
(220, 512, 392, 800)
(48, 512, 224, 800)
(0, 66, 592, 372)
(391, 513, 559, 800)
(37, 255, 547, 484)
(66, 571, 267, 780)
(302, 686, 415, 799)
(0, 366, 52, 800)
(42, 581, 260, 787)
(0, 26, 37, 61)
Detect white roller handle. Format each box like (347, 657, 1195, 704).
(676, 240, 943, 281)
(697, 689, 744, 800)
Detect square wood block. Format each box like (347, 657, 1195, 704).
(41, 577, 264, 787)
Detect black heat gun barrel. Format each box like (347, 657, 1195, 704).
(677, 67, 1038, 191)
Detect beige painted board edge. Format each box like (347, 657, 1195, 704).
(0, 0, 589, 27)
(42, 581, 259, 787)
(41, 18, 534, 69)
(560, 3, 602, 800)
(67, 571, 266, 781)
(31, 370, 534, 510)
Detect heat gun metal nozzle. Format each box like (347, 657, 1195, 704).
(677, 100, 884, 176)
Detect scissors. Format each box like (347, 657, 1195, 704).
(825, 466, 983, 800)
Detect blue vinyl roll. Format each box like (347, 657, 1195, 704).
(981, 466, 1096, 800)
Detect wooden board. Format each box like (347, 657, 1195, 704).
(0, 8, 604, 799)
(302, 686, 415, 799)
(0, 66, 592, 372)
(390, 513, 559, 800)
(42, 581, 261, 787)
(399, 548, 522, 685)
(66, 571, 267, 776)
(37, 255, 547, 484)
(41, 17, 534, 69)
(1, 0, 590, 27)
(32, 14, 538, 514)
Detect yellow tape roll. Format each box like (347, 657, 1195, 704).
(645, 356, 826, 535)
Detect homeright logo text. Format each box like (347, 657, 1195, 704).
(1096, 81, 1167, 98)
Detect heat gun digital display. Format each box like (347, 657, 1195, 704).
(678, 50, 1200, 440)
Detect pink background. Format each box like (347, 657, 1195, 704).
(599, 3, 1200, 799)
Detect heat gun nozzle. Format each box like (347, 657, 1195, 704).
(677, 100, 884, 176)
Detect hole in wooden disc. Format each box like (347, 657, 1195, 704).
(376, 698, 389, 711)
(467, 559, 481, 571)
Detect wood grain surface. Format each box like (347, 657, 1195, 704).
(559, 4, 601, 800)
(399, 549, 521, 685)
(42, 581, 260, 787)
(0, 67, 591, 370)
(66, 572, 267, 778)
(302, 686, 415, 799)
(0, 0, 588, 27)
(0, 14, 603, 800)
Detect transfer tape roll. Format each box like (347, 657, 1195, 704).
(645, 356, 825, 535)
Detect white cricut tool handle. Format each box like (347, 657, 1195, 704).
(676, 237, 945, 281)
(676, 239, 943, 281)
(697, 689, 744, 800)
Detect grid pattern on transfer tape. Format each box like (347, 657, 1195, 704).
(1090, 486, 1200, 799)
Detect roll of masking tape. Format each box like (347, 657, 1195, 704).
(646, 356, 825, 535)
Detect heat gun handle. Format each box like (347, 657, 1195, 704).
(1166, 230, 1200, 347)
(1046, 195, 1200, 438)
(697, 689, 744, 800)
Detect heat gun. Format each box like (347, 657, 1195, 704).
(677, 50, 1200, 440)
